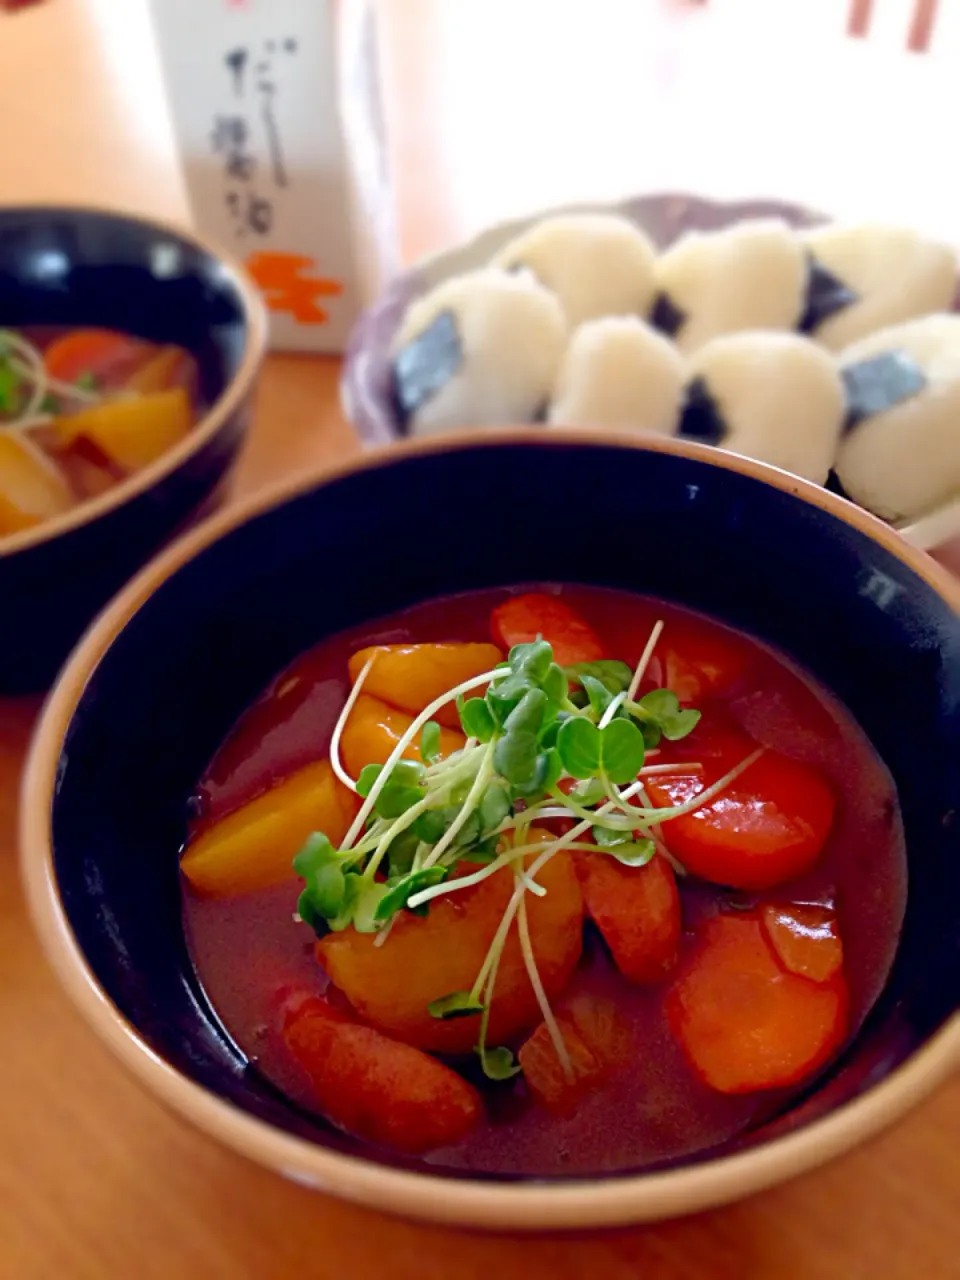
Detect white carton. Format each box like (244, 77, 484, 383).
(148, 0, 397, 352)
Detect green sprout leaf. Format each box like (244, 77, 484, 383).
(565, 660, 633, 696)
(374, 866, 448, 922)
(494, 688, 549, 788)
(458, 836, 500, 865)
(509, 639, 553, 683)
(420, 720, 442, 763)
(375, 783, 424, 819)
(600, 718, 646, 785)
(386, 828, 420, 878)
(557, 716, 602, 779)
(428, 991, 485, 1020)
(356, 764, 383, 798)
(292, 832, 338, 878)
(302, 860, 346, 920)
(540, 662, 568, 704)
(460, 697, 496, 742)
(629, 689, 701, 743)
(390, 760, 426, 787)
(494, 731, 539, 787)
(328, 871, 364, 930)
(76, 370, 99, 391)
(296, 887, 328, 936)
(0, 360, 20, 414)
(610, 839, 657, 868)
(414, 807, 450, 844)
(579, 674, 614, 718)
(478, 782, 511, 833)
(591, 823, 633, 848)
(571, 777, 607, 806)
(478, 1045, 523, 1081)
(352, 881, 391, 932)
(541, 747, 564, 793)
(504, 688, 548, 737)
(451, 809, 482, 849)
(486, 674, 532, 727)
(663, 708, 701, 741)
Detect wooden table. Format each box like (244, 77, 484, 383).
(1, 3, 958, 1276)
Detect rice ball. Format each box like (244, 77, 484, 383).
(801, 223, 956, 352)
(653, 219, 807, 355)
(391, 268, 566, 436)
(835, 313, 960, 523)
(679, 331, 845, 484)
(548, 316, 684, 435)
(491, 213, 657, 328)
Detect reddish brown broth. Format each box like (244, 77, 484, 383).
(182, 586, 906, 1176)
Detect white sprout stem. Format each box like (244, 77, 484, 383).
(328, 657, 376, 792)
(364, 775, 462, 880)
(641, 747, 765, 827)
(516, 867, 547, 897)
(628, 620, 664, 701)
(341, 664, 507, 849)
(516, 885, 574, 1082)
(598, 691, 626, 729)
(639, 762, 703, 777)
(3, 334, 50, 418)
(408, 838, 561, 911)
(497, 806, 572, 827)
(422, 741, 496, 869)
(600, 776, 677, 867)
(372, 915, 397, 949)
(360, 745, 487, 877)
(475, 917, 510, 1063)
(1, 414, 54, 435)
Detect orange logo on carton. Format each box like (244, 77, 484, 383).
(244, 252, 343, 325)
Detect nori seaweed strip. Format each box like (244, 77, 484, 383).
(651, 291, 687, 339)
(841, 350, 927, 432)
(825, 470, 853, 500)
(678, 376, 727, 446)
(799, 253, 858, 333)
(391, 309, 463, 426)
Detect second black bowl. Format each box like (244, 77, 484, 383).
(0, 204, 267, 692)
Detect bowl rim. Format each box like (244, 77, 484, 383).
(19, 427, 960, 1231)
(0, 200, 269, 559)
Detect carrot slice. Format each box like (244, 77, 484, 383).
(649, 616, 752, 705)
(579, 853, 681, 984)
(348, 642, 502, 729)
(43, 328, 151, 389)
(180, 760, 359, 898)
(339, 694, 465, 779)
(519, 1014, 601, 1115)
(666, 912, 849, 1094)
(282, 996, 482, 1154)
(491, 593, 604, 667)
(760, 903, 844, 984)
(519, 994, 633, 1114)
(645, 715, 835, 890)
(317, 848, 583, 1053)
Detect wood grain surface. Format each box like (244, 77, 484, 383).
(0, 3, 957, 1276)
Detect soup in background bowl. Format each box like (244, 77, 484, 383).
(20, 431, 960, 1230)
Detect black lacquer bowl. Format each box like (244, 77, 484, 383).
(21, 432, 960, 1231)
(0, 204, 267, 691)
